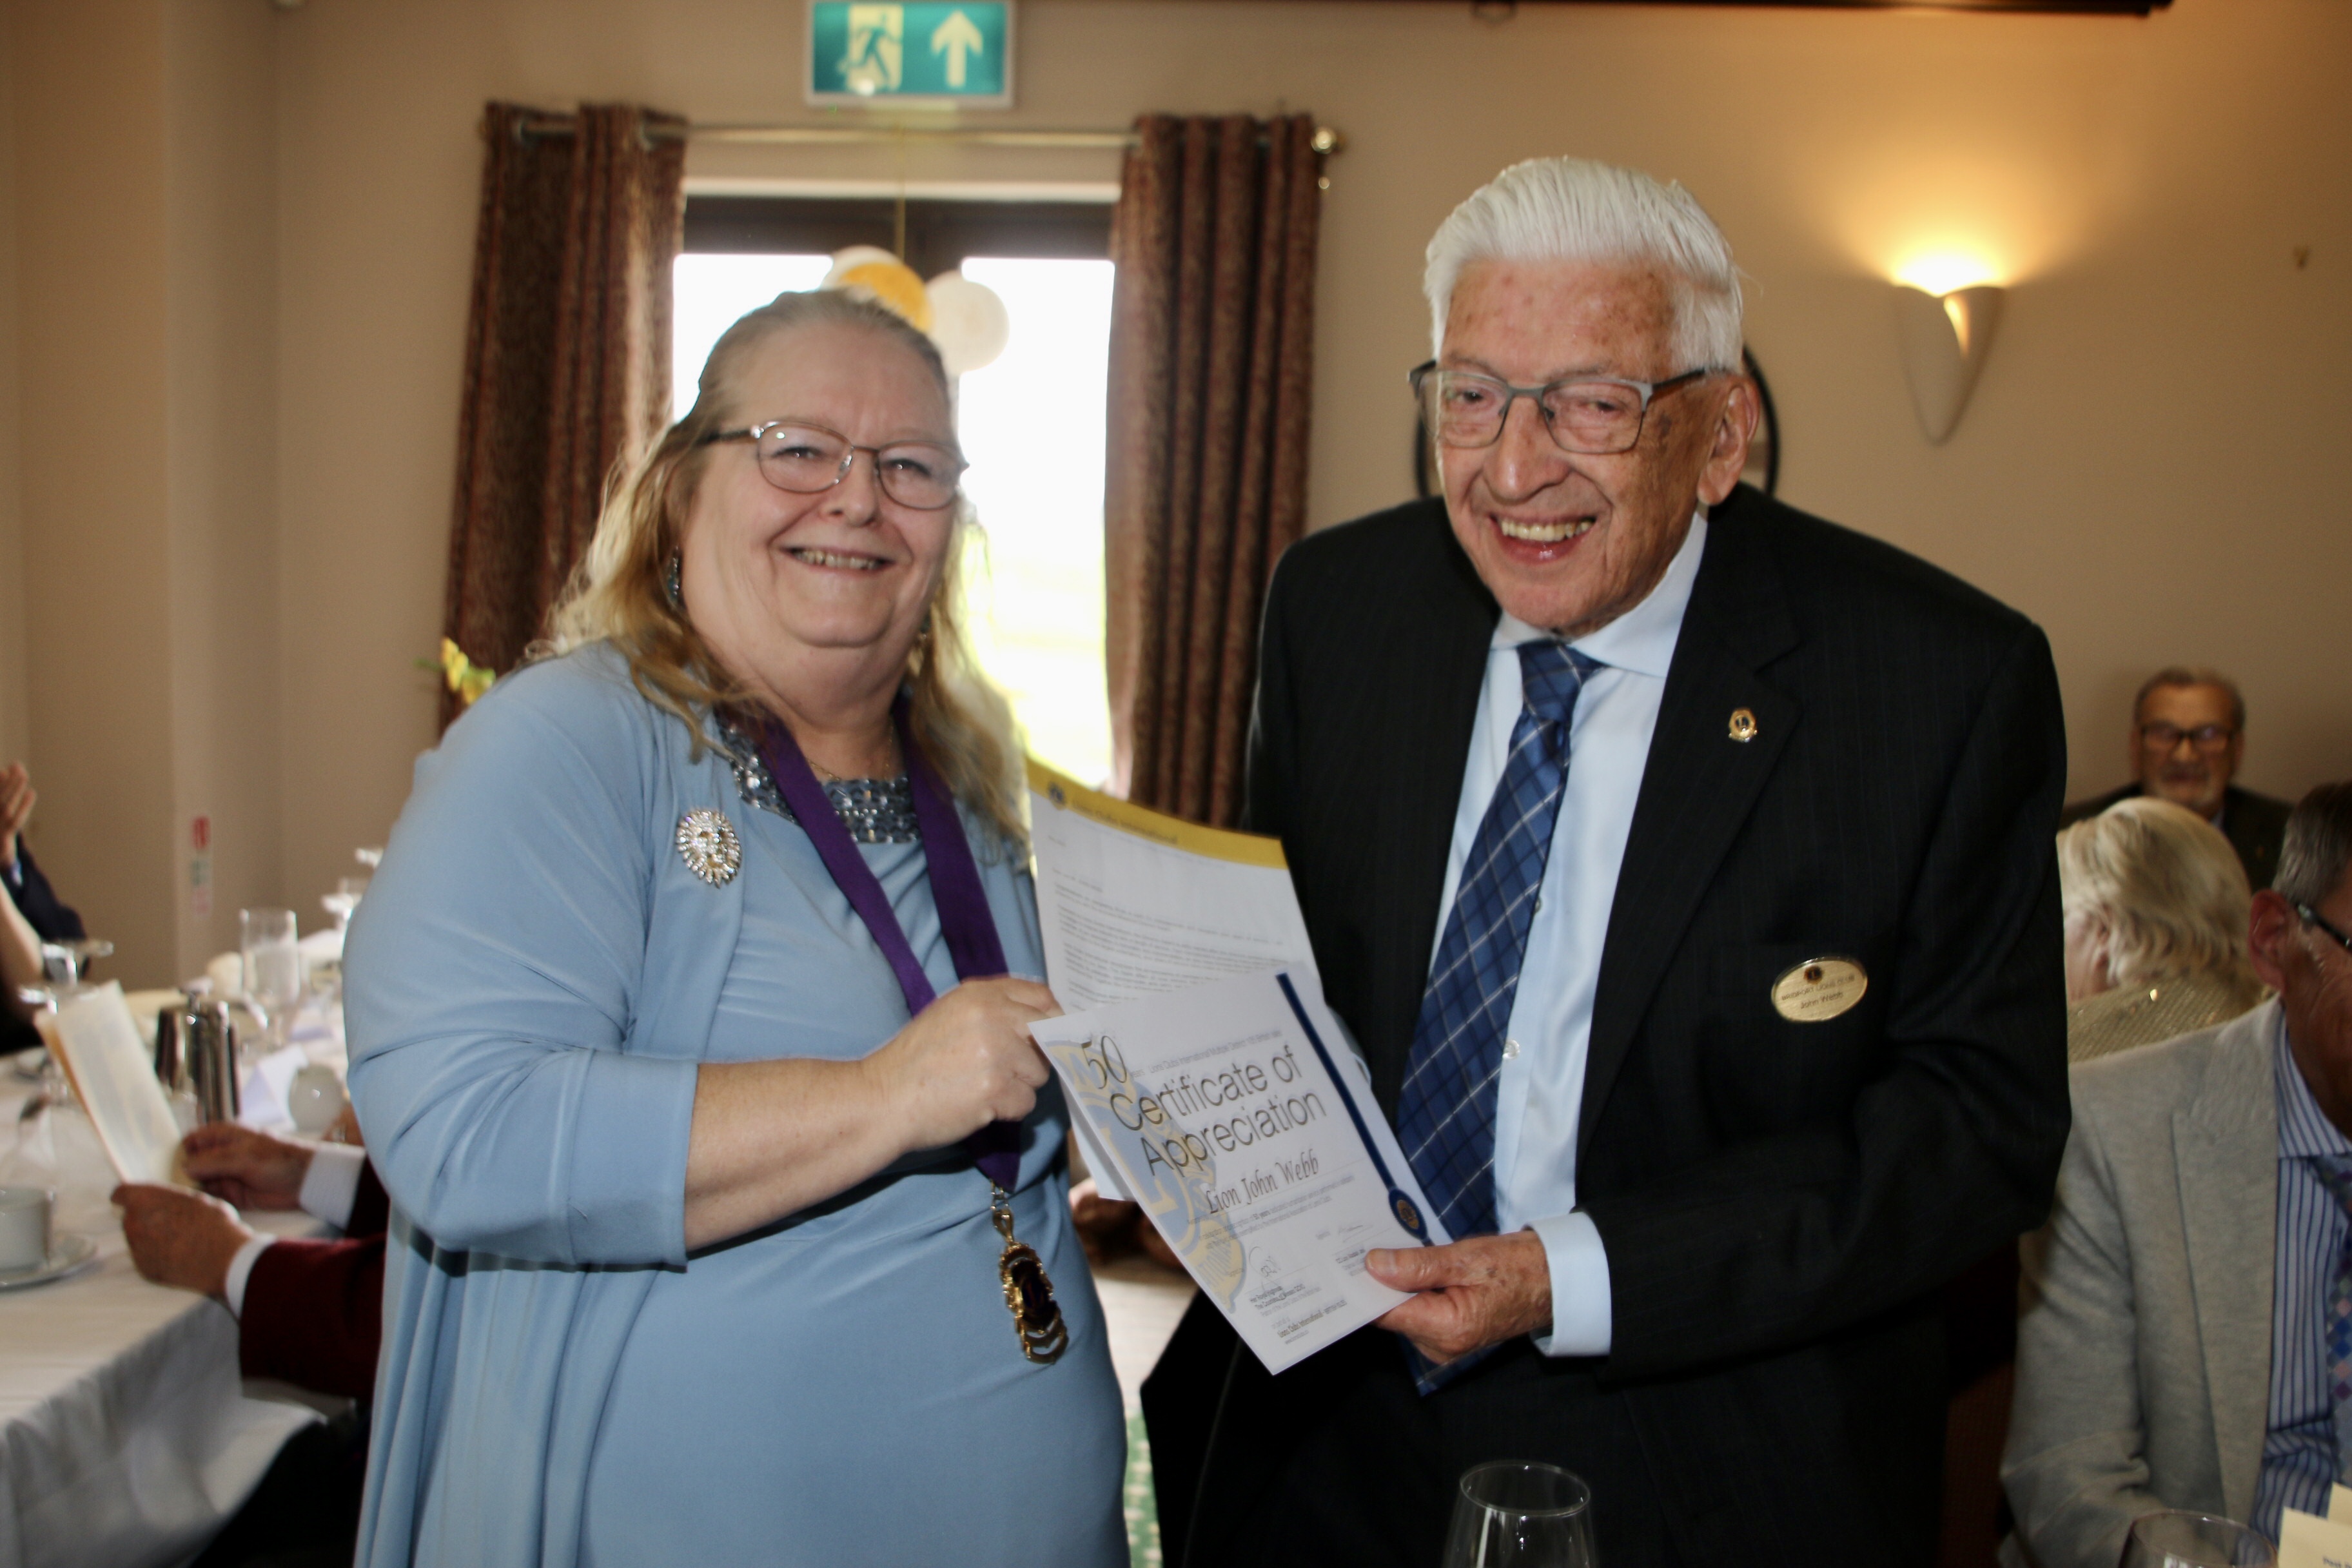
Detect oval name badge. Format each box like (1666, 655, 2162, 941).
(1770, 957, 1868, 1023)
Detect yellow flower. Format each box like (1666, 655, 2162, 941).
(438, 638, 497, 707)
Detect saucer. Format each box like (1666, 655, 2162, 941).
(0, 1234, 97, 1291)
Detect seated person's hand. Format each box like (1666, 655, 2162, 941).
(112, 1182, 254, 1299)
(0, 763, 32, 870)
(1067, 1179, 1181, 1271)
(181, 1122, 313, 1210)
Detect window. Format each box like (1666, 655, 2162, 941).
(672, 197, 1116, 785)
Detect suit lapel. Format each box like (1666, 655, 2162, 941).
(1579, 500, 1799, 1157)
(2173, 1005, 2281, 1525)
(1366, 517, 1496, 1106)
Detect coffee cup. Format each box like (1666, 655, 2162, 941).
(0, 1187, 55, 1273)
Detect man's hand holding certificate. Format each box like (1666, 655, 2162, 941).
(1026, 764, 1449, 1373)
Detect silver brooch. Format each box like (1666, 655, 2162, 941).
(676, 808, 741, 887)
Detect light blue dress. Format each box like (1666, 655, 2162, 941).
(342, 645, 1125, 1567)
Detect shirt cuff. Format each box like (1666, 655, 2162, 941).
(297, 1142, 368, 1230)
(222, 1235, 274, 1318)
(1525, 1210, 1612, 1357)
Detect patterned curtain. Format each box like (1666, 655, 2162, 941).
(1104, 114, 1324, 826)
(440, 102, 686, 728)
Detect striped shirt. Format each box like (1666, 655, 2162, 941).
(2255, 1015, 2352, 1538)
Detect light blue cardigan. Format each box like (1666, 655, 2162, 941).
(343, 646, 1122, 1566)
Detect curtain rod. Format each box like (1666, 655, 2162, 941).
(505, 113, 1342, 155)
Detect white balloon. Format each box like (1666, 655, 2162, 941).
(821, 246, 903, 289)
(925, 272, 1012, 377)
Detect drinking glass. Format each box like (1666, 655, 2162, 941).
(1442, 1462, 1596, 1568)
(2121, 1512, 2275, 1568)
(36, 938, 111, 987)
(240, 908, 302, 1052)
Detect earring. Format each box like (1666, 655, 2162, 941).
(665, 550, 683, 609)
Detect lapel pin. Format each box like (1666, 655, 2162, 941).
(677, 808, 743, 887)
(1728, 707, 1758, 743)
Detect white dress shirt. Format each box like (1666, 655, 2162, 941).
(221, 1140, 368, 1317)
(1429, 513, 1705, 1357)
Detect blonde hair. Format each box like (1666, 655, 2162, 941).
(2058, 797, 2262, 1001)
(549, 289, 1026, 846)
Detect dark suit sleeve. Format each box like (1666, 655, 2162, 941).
(4, 848, 84, 943)
(1242, 558, 1301, 845)
(1587, 623, 2071, 1382)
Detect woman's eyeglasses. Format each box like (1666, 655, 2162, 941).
(700, 420, 966, 511)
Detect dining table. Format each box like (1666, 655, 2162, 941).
(0, 974, 351, 1568)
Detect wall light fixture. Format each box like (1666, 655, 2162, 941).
(1892, 283, 2004, 446)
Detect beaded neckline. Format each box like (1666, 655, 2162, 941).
(714, 712, 920, 845)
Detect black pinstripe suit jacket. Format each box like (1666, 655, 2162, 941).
(1159, 484, 2071, 1565)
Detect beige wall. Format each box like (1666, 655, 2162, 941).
(0, 15, 24, 772)
(15, 0, 2352, 976)
(12, 0, 179, 984)
(164, 0, 280, 978)
(7, 0, 277, 986)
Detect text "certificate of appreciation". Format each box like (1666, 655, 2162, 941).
(1032, 968, 1449, 1374)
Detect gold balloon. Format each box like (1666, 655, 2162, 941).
(833, 259, 935, 333)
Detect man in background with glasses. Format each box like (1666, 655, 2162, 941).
(1148, 155, 2070, 1568)
(2008, 782, 2352, 1563)
(2061, 667, 2292, 890)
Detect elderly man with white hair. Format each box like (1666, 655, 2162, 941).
(1142, 156, 2071, 1567)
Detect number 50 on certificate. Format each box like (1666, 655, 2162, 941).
(1032, 968, 1451, 1373)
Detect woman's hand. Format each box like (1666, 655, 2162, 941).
(863, 977, 1059, 1155)
(682, 976, 1062, 1251)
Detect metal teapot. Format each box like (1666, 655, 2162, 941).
(159, 983, 240, 1124)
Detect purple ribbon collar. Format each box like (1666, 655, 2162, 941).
(756, 698, 1023, 1190)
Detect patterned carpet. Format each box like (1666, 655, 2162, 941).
(1124, 1409, 1162, 1567)
(1093, 1256, 1191, 1568)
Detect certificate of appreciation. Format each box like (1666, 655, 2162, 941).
(1030, 966, 1449, 1374)
(1026, 761, 1322, 1202)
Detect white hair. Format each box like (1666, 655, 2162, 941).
(2057, 796, 2263, 997)
(1424, 157, 1744, 371)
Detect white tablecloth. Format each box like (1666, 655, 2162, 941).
(0, 983, 351, 1568)
(0, 1226, 319, 1568)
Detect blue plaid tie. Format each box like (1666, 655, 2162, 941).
(1394, 641, 1596, 1393)
(2304, 1156, 2352, 1477)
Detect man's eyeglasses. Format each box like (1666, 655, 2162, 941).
(1409, 362, 1710, 456)
(2137, 722, 2237, 754)
(699, 420, 966, 511)
(2296, 902, 2352, 957)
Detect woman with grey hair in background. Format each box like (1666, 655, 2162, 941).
(2061, 795, 2268, 1063)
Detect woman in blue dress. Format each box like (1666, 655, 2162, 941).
(342, 290, 1126, 1566)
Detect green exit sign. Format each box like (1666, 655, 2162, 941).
(807, 2, 1014, 108)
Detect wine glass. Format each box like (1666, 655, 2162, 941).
(1442, 1462, 1596, 1568)
(36, 937, 111, 986)
(2121, 1512, 2275, 1568)
(240, 907, 302, 1054)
